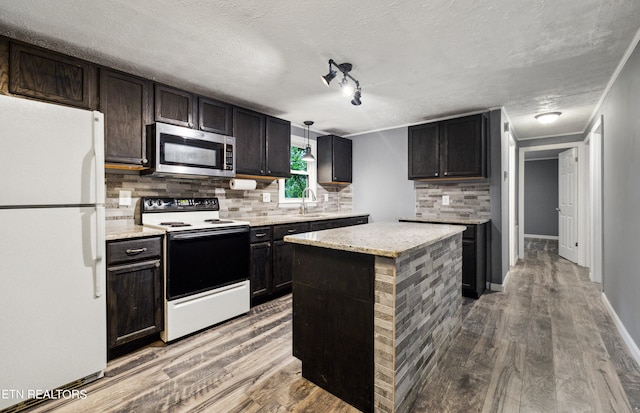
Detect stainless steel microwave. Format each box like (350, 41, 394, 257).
(144, 122, 235, 178)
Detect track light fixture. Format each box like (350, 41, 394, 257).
(321, 59, 362, 106)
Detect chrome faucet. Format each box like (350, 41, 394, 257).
(301, 187, 317, 215)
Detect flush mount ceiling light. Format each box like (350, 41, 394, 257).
(301, 120, 315, 162)
(321, 59, 362, 106)
(535, 112, 562, 124)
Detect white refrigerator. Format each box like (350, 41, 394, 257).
(0, 94, 106, 410)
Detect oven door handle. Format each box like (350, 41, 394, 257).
(171, 228, 248, 240)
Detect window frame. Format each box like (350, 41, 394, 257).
(278, 134, 317, 205)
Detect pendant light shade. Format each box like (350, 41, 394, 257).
(302, 120, 315, 162)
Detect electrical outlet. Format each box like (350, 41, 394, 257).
(118, 190, 131, 207)
(262, 193, 271, 203)
(442, 195, 450, 206)
(324, 194, 329, 202)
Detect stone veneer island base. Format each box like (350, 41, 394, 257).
(285, 222, 464, 413)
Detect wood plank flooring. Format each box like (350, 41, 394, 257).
(21, 239, 640, 413)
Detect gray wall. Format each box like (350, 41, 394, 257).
(587, 40, 640, 346)
(524, 159, 559, 236)
(351, 126, 415, 222)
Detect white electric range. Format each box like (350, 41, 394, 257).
(142, 197, 250, 342)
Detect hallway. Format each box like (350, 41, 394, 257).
(414, 238, 640, 412)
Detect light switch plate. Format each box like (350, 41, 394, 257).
(262, 193, 271, 203)
(442, 195, 450, 206)
(324, 194, 329, 202)
(119, 190, 131, 207)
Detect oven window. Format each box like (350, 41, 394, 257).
(166, 228, 250, 300)
(160, 133, 223, 169)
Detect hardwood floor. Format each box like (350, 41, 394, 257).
(23, 239, 640, 413)
(414, 238, 640, 413)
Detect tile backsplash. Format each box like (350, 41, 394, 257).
(415, 181, 491, 220)
(105, 173, 352, 225)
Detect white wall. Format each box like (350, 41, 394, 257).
(351, 127, 415, 222)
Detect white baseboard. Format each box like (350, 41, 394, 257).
(524, 234, 559, 240)
(490, 270, 510, 292)
(601, 292, 640, 366)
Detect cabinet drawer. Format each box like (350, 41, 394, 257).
(250, 227, 272, 243)
(107, 236, 162, 265)
(273, 222, 309, 240)
(462, 225, 476, 240)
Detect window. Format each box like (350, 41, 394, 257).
(279, 135, 317, 204)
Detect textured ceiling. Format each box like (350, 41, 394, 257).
(1, 0, 639, 139)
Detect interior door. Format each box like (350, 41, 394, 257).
(559, 148, 578, 262)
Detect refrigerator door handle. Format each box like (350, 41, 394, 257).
(93, 112, 105, 204)
(95, 206, 105, 297)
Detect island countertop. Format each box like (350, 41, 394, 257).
(284, 221, 464, 258)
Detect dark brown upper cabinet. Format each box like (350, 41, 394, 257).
(318, 135, 352, 184)
(234, 107, 265, 176)
(9, 42, 97, 109)
(233, 107, 291, 178)
(408, 113, 487, 180)
(100, 69, 152, 168)
(154, 84, 196, 128)
(265, 116, 292, 178)
(198, 96, 232, 135)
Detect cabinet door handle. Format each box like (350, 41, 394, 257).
(255, 233, 267, 238)
(141, 158, 148, 165)
(444, 172, 448, 176)
(126, 247, 148, 255)
(287, 229, 297, 233)
(434, 172, 439, 176)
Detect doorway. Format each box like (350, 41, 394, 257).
(518, 141, 587, 266)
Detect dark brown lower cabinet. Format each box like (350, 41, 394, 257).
(106, 236, 163, 358)
(461, 223, 488, 298)
(250, 227, 272, 299)
(272, 240, 294, 292)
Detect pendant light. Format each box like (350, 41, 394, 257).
(301, 120, 315, 162)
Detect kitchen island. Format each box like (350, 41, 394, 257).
(285, 222, 464, 413)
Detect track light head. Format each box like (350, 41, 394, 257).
(321, 70, 337, 87)
(351, 88, 362, 106)
(340, 77, 354, 97)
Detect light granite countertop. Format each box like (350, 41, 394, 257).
(240, 212, 369, 227)
(399, 216, 490, 225)
(105, 212, 370, 240)
(105, 224, 165, 241)
(284, 221, 465, 258)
